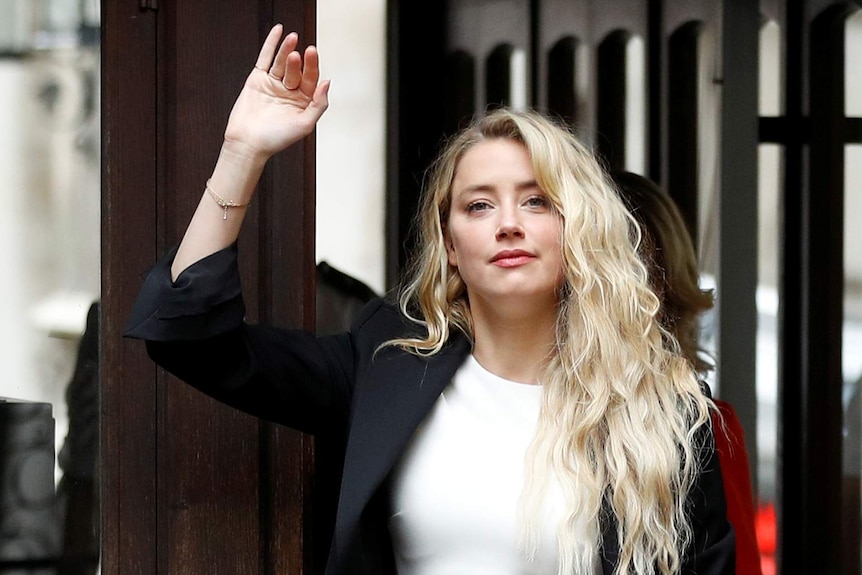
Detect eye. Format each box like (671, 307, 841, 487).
(466, 200, 492, 212)
(524, 195, 549, 209)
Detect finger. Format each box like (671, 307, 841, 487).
(269, 31, 299, 82)
(298, 45, 320, 94)
(254, 24, 284, 71)
(304, 79, 331, 123)
(283, 51, 303, 90)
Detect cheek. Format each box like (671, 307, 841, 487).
(447, 245, 458, 267)
(546, 224, 565, 281)
(445, 232, 458, 267)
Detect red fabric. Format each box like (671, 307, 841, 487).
(712, 399, 763, 575)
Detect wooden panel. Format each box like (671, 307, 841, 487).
(101, 2, 159, 574)
(158, 5, 264, 575)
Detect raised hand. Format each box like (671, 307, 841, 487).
(223, 24, 331, 162)
(171, 24, 330, 279)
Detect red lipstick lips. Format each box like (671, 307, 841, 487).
(491, 249, 535, 268)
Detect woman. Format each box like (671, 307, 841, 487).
(611, 170, 760, 575)
(125, 25, 734, 575)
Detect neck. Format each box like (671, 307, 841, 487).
(469, 298, 558, 385)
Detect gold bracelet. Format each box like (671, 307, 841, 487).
(205, 179, 249, 220)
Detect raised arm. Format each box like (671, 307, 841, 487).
(171, 24, 330, 280)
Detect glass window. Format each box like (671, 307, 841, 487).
(0, 0, 100, 571)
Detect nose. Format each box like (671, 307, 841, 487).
(495, 207, 525, 240)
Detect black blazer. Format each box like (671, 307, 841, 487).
(125, 244, 735, 575)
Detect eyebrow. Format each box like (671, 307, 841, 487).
(457, 180, 540, 194)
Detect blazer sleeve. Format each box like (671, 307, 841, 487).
(123, 244, 385, 436)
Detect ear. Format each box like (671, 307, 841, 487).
(444, 227, 458, 267)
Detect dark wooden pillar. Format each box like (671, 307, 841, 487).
(102, 1, 317, 574)
(596, 29, 630, 172)
(647, 0, 664, 184)
(667, 20, 701, 241)
(778, 3, 855, 573)
(386, 0, 447, 286)
(717, 0, 759, 500)
(546, 36, 579, 127)
(101, 3, 159, 573)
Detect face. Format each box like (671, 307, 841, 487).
(445, 138, 564, 310)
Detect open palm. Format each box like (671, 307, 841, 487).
(223, 24, 330, 161)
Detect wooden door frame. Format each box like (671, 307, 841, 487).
(101, 1, 317, 573)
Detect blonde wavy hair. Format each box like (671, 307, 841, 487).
(387, 108, 714, 575)
(610, 171, 715, 373)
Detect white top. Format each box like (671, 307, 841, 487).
(389, 355, 594, 575)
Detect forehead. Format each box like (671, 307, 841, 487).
(452, 139, 533, 190)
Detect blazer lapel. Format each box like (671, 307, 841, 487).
(334, 334, 471, 531)
(332, 329, 622, 573)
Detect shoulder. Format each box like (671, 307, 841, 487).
(350, 297, 422, 342)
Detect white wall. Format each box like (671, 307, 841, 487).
(316, 0, 387, 295)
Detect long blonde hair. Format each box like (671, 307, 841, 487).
(611, 170, 715, 373)
(387, 108, 713, 575)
